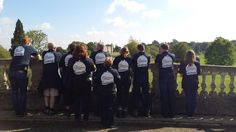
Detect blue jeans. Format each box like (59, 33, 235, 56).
(9, 70, 28, 115)
(159, 78, 176, 117)
(184, 88, 197, 116)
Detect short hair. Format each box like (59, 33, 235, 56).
(160, 43, 169, 50)
(22, 36, 31, 44)
(104, 57, 113, 67)
(48, 43, 54, 50)
(120, 47, 129, 56)
(68, 42, 76, 52)
(97, 42, 104, 50)
(72, 42, 88, 60)
(137, 44, 145, 51)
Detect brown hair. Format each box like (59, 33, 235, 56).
(137, 44, 145, 51)
(22, 36, 31, 44)
(185, 50, 196, 65)
(72, 42, 88, 60)
(104, 57, 113, 68)
(68, 42, 76, 52)
(120, 47, 129, 56)
(160, 43, 169, 50)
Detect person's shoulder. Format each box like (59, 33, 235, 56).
(194, 61, 200, 66)
(86, 57, 94, 63)
(168, 52, 175, 58)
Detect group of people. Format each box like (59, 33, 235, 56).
(9, 36, 201, 128)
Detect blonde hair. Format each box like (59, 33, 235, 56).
(104, 57, 113, 67)
(184, 50, 196, 65)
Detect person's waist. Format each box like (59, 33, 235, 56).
(10, 65, 28, 71)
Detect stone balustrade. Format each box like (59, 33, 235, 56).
(1, 60, 236, 115)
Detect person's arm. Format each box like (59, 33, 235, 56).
(112, 57, 118, 69)
(197, 62, 201, 75)
(30, 46, 39, 60)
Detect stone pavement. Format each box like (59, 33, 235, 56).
(0, 110, 236, 131)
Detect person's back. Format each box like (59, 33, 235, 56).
(9, 36, 38, 117)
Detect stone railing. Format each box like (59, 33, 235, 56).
(1, 60, 236, 115)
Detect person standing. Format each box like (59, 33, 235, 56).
(90, 42, 110, 116)
(59, 42, 76, 116)
(96, 57, 120, 128)
(9, 36, 39, 116)
(132, 44, 151, 117)
(67, 43, 96, 121)
(179, 50, 200, 117)
(39, 43, 62, 116)
(113, 47, 132, 118)
(155, 43, 176, 118)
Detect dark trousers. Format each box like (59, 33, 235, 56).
(9, 70, 28, 115)
(159, 78, 176, 117)
(73, 81, 91, 120)
(184, 88, 197, 116)
(116, 80, 131, 111)
(100, 93, 116, 127)
(132, 79, 151, 114)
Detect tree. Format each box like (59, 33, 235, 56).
(145, 44, 159, 60)
(10, 19, 25, 56)
(113, 45, 121, 52)
(0, 45, 11, 59)
(125, 38, 139, 57)
(26, 30, 48, 54)
(56, 47, 67, 54)
(170, 42, 190, 63)
(87, 42, 96, 55)
(152, 40, 159, 45)
(205, 37, 236, 65)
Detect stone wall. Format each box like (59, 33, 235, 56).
(1, 60, 236, 115)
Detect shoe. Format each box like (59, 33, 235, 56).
(132, 110, 138, 117)
(48, 108, 55, 116)
(43, 107, 50, 115)
(121, 110, 127, 118)
(83, 114, 89, 121)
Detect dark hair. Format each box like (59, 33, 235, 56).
(97, 43, 104, 50)
(160, 43, 169, 50)
(104, 57, 113, 68)
(120, 47, 129, 56)
(137, 44, 145, 51)
(185, 50, 196, 65)
(68, 42, 77, 52)
(72, 43, 88, 60)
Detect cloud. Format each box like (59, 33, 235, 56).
(106, 16, 140, 28)
(0, 17, 14, 26)
(107, 0, 146, 14)
(36, 22, 52, 30)
(0, 0, 3, 13)
(141, 9, 161, 19)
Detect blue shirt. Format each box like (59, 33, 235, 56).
(10, 45, 38, 70)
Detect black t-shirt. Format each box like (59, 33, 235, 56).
(155, 51, 175, 79)
(10, 44, 38, 70)
(59, 52, 73, 75)
(42, 50, 62, 72)
(96, 67, 120, 95)
(179, 61, 201, 88)
(68, 57, 96, 81)
(90, 50, 110, 70)
(132, 52, 150, 80)
(113, 55, 132, 80)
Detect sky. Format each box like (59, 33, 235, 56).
(1, 0, 236, 49)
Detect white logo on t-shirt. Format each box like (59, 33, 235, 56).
(65, 54, 72, 67)
(14, 46, 25, 57)
(44, 52, 55, 64)
(137, 55, 148, 67)
(118, 60, 129, 72)
(73, 61, 86, 75)
(95, 53, 106, 64)
(162, 55, 173, 68)
(101, 71, 114, 85)
(186, 64, 197, 75)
